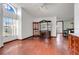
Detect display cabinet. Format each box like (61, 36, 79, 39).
(39, 20, 52, 39)
(33, 22, 40, 37)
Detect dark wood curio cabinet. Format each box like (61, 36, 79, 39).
(39, 20, 52, 39)
(33, 20, 52, 39)
(33, 22, 40, 37)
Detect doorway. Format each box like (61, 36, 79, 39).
(56, 21, 64, 37)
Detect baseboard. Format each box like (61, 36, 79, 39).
(4, 39, 19, 44)
(22, 36, 33, 40)
(4, 36, 33, 44)
(3, 35, 56, 44)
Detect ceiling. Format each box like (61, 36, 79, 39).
(13, 3, 74, 21)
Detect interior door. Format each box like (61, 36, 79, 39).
(56, 21, 63, 34)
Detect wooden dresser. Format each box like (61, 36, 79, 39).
(68, 33, 79, 55)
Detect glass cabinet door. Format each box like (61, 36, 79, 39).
(47, 22, 52, 31)
(40, 22, 47, 31)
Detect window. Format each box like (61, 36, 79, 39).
(3, 17, 13, 36)
(3, 17, 17, 37)
(3, 4, 16, 14)
(3, 4, 17, 37)
(3, 17, 13, 26)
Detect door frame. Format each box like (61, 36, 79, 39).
(56, 21, 64, 37)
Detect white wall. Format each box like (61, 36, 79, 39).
(17, 7, 34, 39)
(34, 17, 57, 37)
(64, 20, 74, 30)
(74, 3, 79, 34)
(17, 7, 22, 39)
(21, 8, 33, 39)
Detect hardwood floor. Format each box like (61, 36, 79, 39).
(0, 34, 70, 55)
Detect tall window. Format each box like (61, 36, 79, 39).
(3, 4, 17, 37)
(3, 17, 13, 36)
